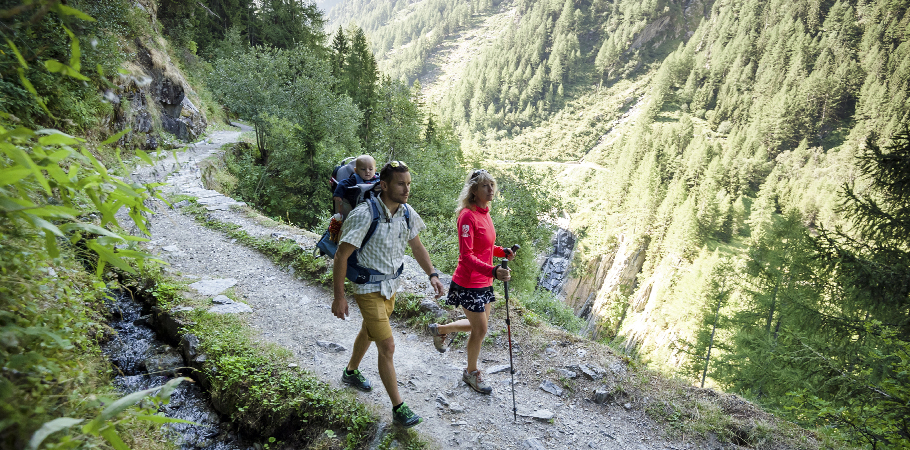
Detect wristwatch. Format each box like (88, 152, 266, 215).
(428, 272, 439, 281)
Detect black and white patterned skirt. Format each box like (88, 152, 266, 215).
(445, 281, 496, 313)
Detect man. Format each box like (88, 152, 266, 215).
(332, 160, 445, 428)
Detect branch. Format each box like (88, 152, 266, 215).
(196, 1, 221, 19)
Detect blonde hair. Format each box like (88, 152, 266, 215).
(456, 169, 497, 213)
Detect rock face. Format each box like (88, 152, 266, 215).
(112, 37, 207, 149)
(560, 234, 649, 339)
(538, 228, 576, 293)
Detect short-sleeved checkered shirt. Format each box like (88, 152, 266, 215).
(339, 195, 426, 298)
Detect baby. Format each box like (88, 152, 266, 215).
(333, 154, 380, 219)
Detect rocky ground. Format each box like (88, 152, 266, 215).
(125, 126, 785, 450)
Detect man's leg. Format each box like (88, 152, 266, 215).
(347, 326, 371, 371)
(376, 335, 402, 406)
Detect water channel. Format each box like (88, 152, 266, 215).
(101, 291, 257, 450)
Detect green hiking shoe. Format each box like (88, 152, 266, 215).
(392, 402, 422, 428)
(341, 368, 372, 392)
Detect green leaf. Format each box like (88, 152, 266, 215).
(4, 38, 27, 69)
(135, 149, 153, 165)
(27, 417, 84, 450)
(134, 415, 198, 425)
(27, 205, 78, 219)
(44, 60, 90, 81)
(59, 223, 123, 239)
(83, 389, 158, 434)
(156, 377, 188, 401)
(0, 167, 32, 185)
(0, 195, 37, 212)
(86, 240, 135, 275)
(53, 4, 96, 22)
(45, 232, 59, 258)
(37, 130, 82, 146)
(101, 128, 130, 146)
(16, 68, 52, 117)
(44, 149, 74, 164)
(98, 426, 130, 450)
(26, 215, 64, 237)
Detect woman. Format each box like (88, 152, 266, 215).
(428, 169, 514, 395)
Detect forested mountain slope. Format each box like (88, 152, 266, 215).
(330, 0, 910, 447)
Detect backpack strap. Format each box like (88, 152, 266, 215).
(345, 198, 410, 284)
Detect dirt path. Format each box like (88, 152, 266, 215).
(130, 127, 720, 450)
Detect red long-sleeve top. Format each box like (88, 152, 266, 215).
(452, 206, 506, 288)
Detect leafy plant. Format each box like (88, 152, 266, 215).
(28, 378, 195, 450)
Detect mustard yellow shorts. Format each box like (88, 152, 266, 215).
(353, 291, 396, 342)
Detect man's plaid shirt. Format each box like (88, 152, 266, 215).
(338, 195, 426, 299)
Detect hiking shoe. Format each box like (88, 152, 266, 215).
(392, 402, 422, 428)
(341, 368, 372, 392)
(463, 369, 493, 395)
(428, 323, 448, 353)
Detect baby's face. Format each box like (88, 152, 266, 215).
(355, 160, 375, 180)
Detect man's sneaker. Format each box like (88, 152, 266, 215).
(463, 369, 493, 395)
(392, 402, 422, 428)
(428, 323, 448, 353)
(341, 368, 372, 392)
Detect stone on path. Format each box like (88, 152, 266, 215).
(316, 340, 347, 353)
(488, 364, 511, 374)
(539, 380, 564, 396)
(189, 278, 237, 296)
(208, 301, 252, 314)
(526, 409, 555, 422)
(521, 438, 547, 450)
(212, 295, 232, 304)
(592, 389, 614, 404)
(163, 245, 180, 252)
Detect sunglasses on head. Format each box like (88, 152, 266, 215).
(389, 160, 408, 168)
(470, 169, 487, 179)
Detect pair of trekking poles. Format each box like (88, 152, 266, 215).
(502, 244, 520, 422)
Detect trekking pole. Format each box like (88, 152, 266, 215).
(502, 244, 520, 422)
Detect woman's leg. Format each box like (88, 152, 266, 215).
(437, 318, 471, 335)
(464, 307, 489, 373)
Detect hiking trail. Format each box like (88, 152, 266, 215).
(127, 125, 745, 450)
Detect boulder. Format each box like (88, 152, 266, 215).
(144, 344, 185, 376)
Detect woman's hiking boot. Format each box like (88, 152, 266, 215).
(463, 369, 492, 395)
(341, 368, 372, 392)
(428, 323, 448, 353)
(392, 402, 422, 427)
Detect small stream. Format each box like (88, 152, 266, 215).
(101, 292, 256, 450)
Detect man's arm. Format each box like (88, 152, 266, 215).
(408, 235, 445, 299)
(332, 242, 357, 319)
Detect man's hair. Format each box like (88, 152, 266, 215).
(380, 161, 409, 183)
